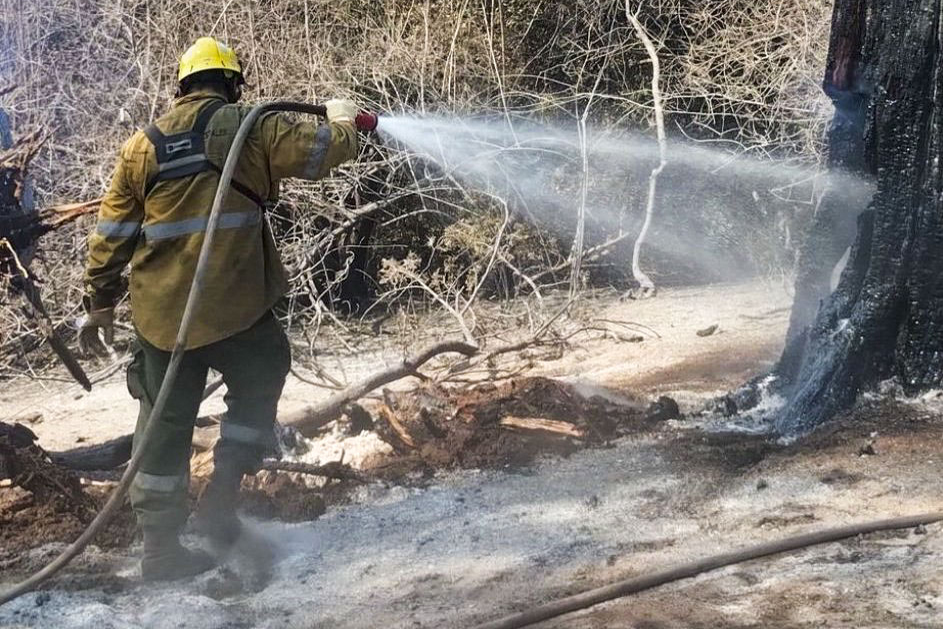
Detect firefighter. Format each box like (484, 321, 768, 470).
(79, 36, 362, 580)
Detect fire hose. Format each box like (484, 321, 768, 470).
(0, 101, 377, 606)
(1, 106, 940, 627)
(470, 511, 943, 629)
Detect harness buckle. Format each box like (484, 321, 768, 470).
(165, 138, 193, 156)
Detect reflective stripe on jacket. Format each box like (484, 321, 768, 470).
(84, 89, 359, 350)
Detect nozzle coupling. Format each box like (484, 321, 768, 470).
(356, 111, 379, 132)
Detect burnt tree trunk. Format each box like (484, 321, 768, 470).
(774, 0, 943, 435)
(774, 0, 874, 385)
(781, 0, 872, 351)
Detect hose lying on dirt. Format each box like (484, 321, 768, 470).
(0, 101, 328, 607)
(470, 511, 943, 629)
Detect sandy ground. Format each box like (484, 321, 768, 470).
(0, 280, 790, 451)
(5, 280, 943, 628)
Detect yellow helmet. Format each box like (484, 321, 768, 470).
(177, 37, 242, 83)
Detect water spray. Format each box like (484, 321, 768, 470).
(376, 115, 874, 283)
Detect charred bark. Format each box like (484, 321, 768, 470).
(780, 0, 873, 363)
(773, 0, 943, 435)
(48, 434, 133, 472)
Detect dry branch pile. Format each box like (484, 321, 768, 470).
(0, 0, 832, 378)
(0, 373, 651, 558)
(369, 376, 648, 470)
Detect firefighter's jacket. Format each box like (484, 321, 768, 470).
(84, 90, 358, 350)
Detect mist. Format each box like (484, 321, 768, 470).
(378, 115, 874, 284)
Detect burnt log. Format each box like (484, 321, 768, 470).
(772, 0, 943, 434)
(48, 434, 133, 472)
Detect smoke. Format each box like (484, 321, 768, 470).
(377, 114, 873, 283)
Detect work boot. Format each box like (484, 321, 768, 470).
(141, 528, 216, 581)
(193, 463, 245, 551)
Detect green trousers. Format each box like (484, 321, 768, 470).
(127, 312, 291, 530)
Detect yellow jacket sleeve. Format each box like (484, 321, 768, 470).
(259, 114, 359, 182)
(84, 139, 144, 310)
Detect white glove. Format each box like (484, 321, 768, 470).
(324, 99, 357, 124)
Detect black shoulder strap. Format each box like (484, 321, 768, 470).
(142, 99, 265, 208)
(192, 99, 225, 135)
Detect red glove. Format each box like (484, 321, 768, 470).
(355, 112, 378, 132)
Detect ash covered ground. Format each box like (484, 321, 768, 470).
(3, 281, 943, 628)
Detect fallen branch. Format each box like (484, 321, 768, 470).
(37, 341, 478, 472)
(290, 365, 343, 390)
(443, 298, 573, 380)
(259, 459, 369, 483)
(49, 434, 132, 471)
(499, 416, 584, 439)
(282, 340, 479, 435)
(41, 197, 102, 227)
(2, 245, 92, 390)
(626, 3, 666, 297)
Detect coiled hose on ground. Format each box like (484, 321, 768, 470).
(0, 101, 327, 606)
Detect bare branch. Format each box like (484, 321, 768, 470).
(282, 340, 479, 436)
(626, 4, 666, 296)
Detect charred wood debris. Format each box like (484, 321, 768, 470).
(1, 107, 97, 388)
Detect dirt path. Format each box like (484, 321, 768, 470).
(0, 280, 790, 451)
(534, 281, 791, 403)
(7, 280, 941, 628)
